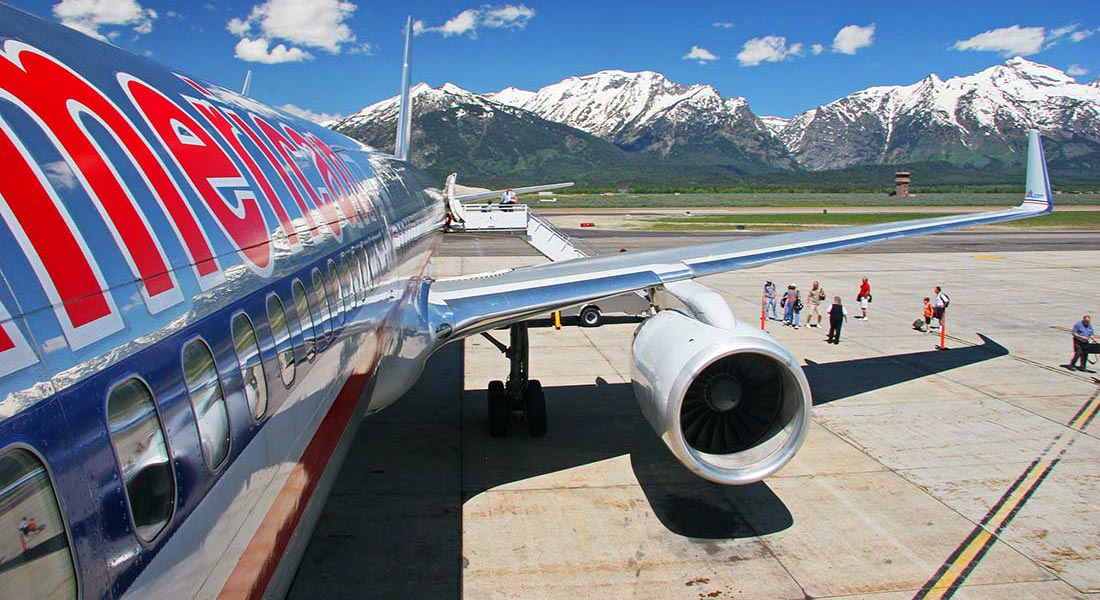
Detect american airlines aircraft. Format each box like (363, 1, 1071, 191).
(0, 5, 1054, 599)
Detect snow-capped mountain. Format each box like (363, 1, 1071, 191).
(778, 57, 1100, 170)
(758, 116, 791, 136)
(330, 82, 647, 185)
(484, 86, 535, 107)
(329, 58, 1100, 184)
(488, 70, 795, 170)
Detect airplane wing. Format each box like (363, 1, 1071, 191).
(427, 130, 1053, 343)
(454, 181, 574, 204)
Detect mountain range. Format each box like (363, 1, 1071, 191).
(329, 58, 1100, 189)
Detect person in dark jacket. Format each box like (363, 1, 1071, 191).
(826, 296, 848, 344)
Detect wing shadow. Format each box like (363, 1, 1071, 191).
(804, 334, 1008, 406)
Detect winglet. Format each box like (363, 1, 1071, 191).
(1021, 129, 1053, 213)
(394, 16, 414, 162)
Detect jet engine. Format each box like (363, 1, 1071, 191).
(632, 306, 812, 485)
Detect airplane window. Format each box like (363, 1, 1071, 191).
(335, 260, 352, 314)
(327, 261, 345, 325)
(0, 449, 78, 599)
(292, 280, 317, 362)
(266, 294, 296, 386)
(106, 377, 175, 542)
(231, 313, 268, 420)
(365, 244, 378, 288)
(311, 269, 333, 341)
(181, 339, 231, 470)
(341, 255, 356, 307)
(352, 251, 367, 300)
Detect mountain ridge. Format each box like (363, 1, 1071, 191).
(329, 58, 1100, 186)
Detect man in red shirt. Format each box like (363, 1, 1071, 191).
(855, 277, 871, 320)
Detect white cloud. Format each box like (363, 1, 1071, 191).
(234, 37, 311, 64)
(682, 45, 718, 65)
(811, 43, 824, 55)
(1067, 64, 1088, 76)
(712, 22, 734, 29)
(228, 0, 358, 64)
(1045, 23, 1079, 47)
(482, 5, 535, 28)
(737, 36, 803, 67)
(952, 25, 1047, 56)
(832, 23, 875, 55)
(1070, 28, 1097, 42)
(416, 4, 535, 38)
(279, 103, 342, 124)
(52, 0, 157, 41)
(435, 9, 480, 37)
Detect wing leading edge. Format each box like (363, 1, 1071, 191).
(428, 130, 1053, 343)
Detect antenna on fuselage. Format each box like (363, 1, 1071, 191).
(241, 69, 252, 96)
(393, 16, 414, 162)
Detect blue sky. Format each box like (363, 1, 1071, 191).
(7, 0, 1100, 121)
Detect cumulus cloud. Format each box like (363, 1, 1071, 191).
(712, 22, 734, 29)
(737, 36, 803, 67)
(832, 23, 875, 54)
(811, 43, 824, 55)
(228, 0, 359, 63)
(279, 103, 342, 124)
(952, 25, 1048, 56)
(415, 4, 535, 38)
(52, 0, 157, 41)
(682, 45, 718, 65)
(1067, 64, 1088, 76)
(234, 38, 311, 64)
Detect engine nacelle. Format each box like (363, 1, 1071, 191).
(632, 309, 812, 485)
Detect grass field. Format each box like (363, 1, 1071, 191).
(536, 192, 1100, 209)
(643, 210, 1100, 231)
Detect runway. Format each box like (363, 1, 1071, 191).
(436, 229, 1100, 257)
(290, 235, 1099, 599)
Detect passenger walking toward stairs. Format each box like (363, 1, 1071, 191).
(827, 296, 848, 344)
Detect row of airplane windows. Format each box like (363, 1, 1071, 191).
(0, 242, 382, 599)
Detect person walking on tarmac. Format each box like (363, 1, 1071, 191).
(855, 277, 871, 320)
(932, 286, 950, 329)
(826, 296, 847, 344)
(1069, 315, 1095, 372)
(807, 281, 826, 328)
(764, 280, 777, 321)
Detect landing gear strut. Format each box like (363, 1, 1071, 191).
(481, 322, 547, 438)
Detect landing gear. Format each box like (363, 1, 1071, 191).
(481, 322, 548, 437)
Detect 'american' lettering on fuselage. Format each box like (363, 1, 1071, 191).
(0, 41, 381, 375)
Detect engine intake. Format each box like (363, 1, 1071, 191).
(632, 309, 811, 485)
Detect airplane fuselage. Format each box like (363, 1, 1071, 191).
(0, 5, 444, 599)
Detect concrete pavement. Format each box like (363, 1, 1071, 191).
(291, 241, 1099, 600)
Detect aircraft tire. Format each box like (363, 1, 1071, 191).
(488, 380, 509, 437)
(525, 380, 547, 438)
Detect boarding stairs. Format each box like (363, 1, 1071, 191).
(451, 203, 650, 324)
(455, 204, 592, 261)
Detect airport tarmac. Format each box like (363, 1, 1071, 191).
(437, 230, 1100, 257)
(289, 233, 1099, 600)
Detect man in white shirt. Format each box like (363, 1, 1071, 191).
(932, 286, 950, 328)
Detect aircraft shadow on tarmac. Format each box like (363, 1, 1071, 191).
(289, 334, 1009, 599)
(804, 333, 1008, 406)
